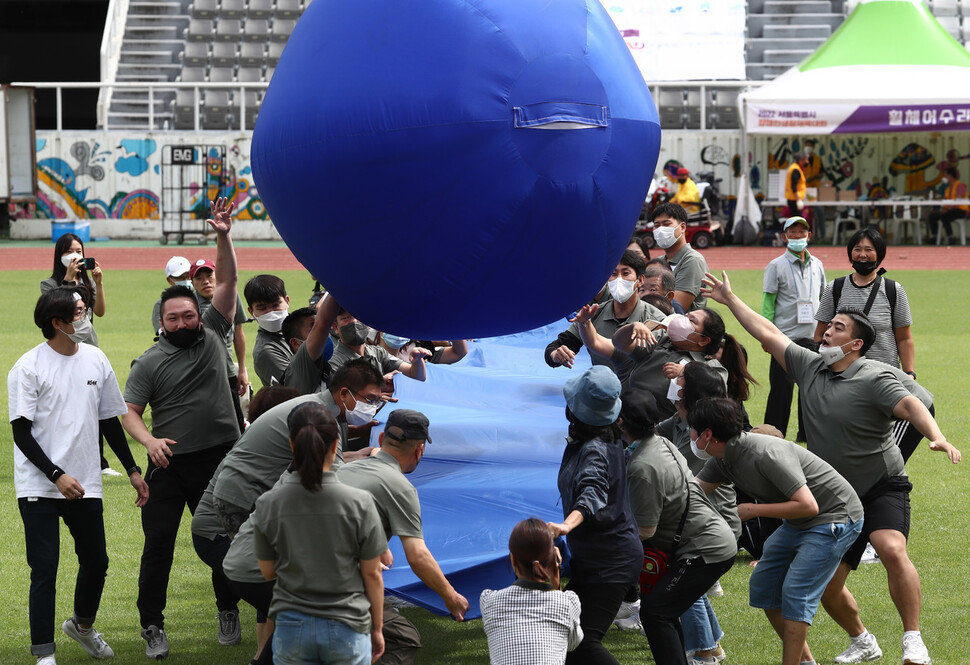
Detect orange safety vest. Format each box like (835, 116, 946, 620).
(944, 180, 969, 213)
(785, 162, 806, 202)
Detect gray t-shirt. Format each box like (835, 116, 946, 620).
(626, 434, 737, 563)
(251, 471, 387, 630)
(619, 334, 728, 420)
(336, 450, 423, 541)
(124, 305, 239, 453)
(190, 469, 226, 542)
(667, 243, 708, 311)
(199, 293, 247, 378)
(656, 415, 741, 539)
(253, 328, 293, 386)
(221, 470, 289, 586)
(282, 342, 329, 395)
(763, 251, 826, 339)
(213, 390, 347, 511)
(784, 343, 909, 495)
(41, 277, 99, 347)
(564, 298, 666, 371)
(329, 340, 402, 377)
(815, 276, 913, 367)
(697, 432, 863, 530)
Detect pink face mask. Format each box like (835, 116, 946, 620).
(666, 315, 696, 343)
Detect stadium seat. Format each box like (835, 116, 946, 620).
(267, 41, 284, 66)
(185, 19, 214, 42)
(240, 41, 265, 66)
(237, 66, 263, 82)
(243, 18, 271, 41)
(220, 0, 246, 19)
(271, 18, 297, 41)
(210, 41, 237, 68)
(190, 0, 218, 19)
(932, 0, 959, 16)
(214, 18, 243, 41)
(248, 0, 273, 19)
(265, 65, 276, 81)
(203, 90, 232, 129)
(180, 66, 206, 83)
(180, 42, 208, 67)
(937, 15, 961, 39)
(208, 67, 234, 83)
(172, 90, 199, 129)
(275, 0, 301, 19)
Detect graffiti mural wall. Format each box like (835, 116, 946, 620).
(12, 132, 267, 224)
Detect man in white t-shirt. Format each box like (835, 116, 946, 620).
(8, 287, 149, 665)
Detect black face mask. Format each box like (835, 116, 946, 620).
(339, 321, 370, 346)
(852, 260, 878, 276)
(165, 325, 203, 349)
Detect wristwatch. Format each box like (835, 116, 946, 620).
(127, 465, 143, 477)
(905, 371, 917, 380)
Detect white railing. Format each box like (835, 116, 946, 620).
(97, 0, 132, 127)
(19, 80, 768, 133)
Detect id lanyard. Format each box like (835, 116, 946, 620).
(788, 256, 816, 324)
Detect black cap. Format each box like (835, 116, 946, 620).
(384, 409, 432, 443)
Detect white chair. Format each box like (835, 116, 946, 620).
(936, 216, 968, 245)
(891, 201, 923, 245)
(832, 212, 859, 245)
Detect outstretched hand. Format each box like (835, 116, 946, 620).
(568, 303, 599, 325)
(206, 197, 235, 235)
(701, 271, 733, 305)
(929, 439, 962, 464)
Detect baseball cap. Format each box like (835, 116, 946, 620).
(384, 409, 432, 443)
(676, 167, 689, 177)
(783, 216, 811, 231)
(190, 258, 216, 278)
(165, 256, 191, 278)
(563, 365, 622, 427)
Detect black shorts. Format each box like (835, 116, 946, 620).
(842, 475, 912, 569)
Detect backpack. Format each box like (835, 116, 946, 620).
(832, 275, 897, 321)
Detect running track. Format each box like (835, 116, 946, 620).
(2, 244, 968, 271)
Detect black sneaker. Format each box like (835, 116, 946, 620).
(218, 610, 241, 646)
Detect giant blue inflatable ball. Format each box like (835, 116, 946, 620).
(252, 0, 661, 340)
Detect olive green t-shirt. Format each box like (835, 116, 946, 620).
(329, 340, 402, 377)
(253, 328, 293, 386)
(784, 343, 909, 495)
(697, 432, 863, 530)
(667, 243, 708, 311)
(124, 304, 239, 453)
(656, 415, 741, 539)
(199, 293, 247, 378)
(626, 434, 737, 564)
(564, 298, 666, 373)
(282, 342, 330, 395)
(213, 390, 347, 511)
(251, 471, 387, 631)
(336, 450, 423, 541)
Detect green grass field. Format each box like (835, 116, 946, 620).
(0, 268, 966, 665)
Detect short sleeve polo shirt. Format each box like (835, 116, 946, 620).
(667, 244, 709, 311)
(337, 450, 423, 541)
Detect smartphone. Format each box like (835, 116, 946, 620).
(81, 257, 96, 270)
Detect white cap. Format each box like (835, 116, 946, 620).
(165, 256, 191, 278)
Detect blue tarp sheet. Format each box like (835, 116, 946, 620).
(375, 322, 593, 620)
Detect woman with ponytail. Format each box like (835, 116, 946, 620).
(480, 518, 583, 665)
(250, 402, 387, 665)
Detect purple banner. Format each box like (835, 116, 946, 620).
(835, 104, 970, 134)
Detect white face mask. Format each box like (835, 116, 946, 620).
(174, 279, 193, 290)
(256, 308, 288, 333)
(653, 225, 679, 249)
(804, 147, 814, 156)
(690, 433, 712, 461)
(61, 315, 92, 344)
(345, 395, 380, 426)
(666, 377, 682, 405)
(818, 340, 859, 366)
(607, 277, 637, 304)
(61, 252, 82, 269)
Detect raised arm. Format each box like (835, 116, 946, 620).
(207, 197, 238, 323)
(305, 293, 339, 361)
(611, 321, 658, 357)
(571, 304, 614, 360)
(702, 271, 792, 370)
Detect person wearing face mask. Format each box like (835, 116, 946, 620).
(670, 167, 701, 214)
(151, 256, 194, 334)
(378, 333, 470, 366)
(641, 265, 685, 314)
(703, 271, 961, 665)
(211, 358, 385, 540)
(814, 228, 914, 373)
(927, 166, 967, 245)
(9, 288, 148, 665)
(619, 386, 736, 665)
(121, 198, 244, 659)
(192, 258, 250, 430)
(649, 203, 709, 312)
(545, 250, 666, 371)
(691, 397, 864, 665)
(280, 298, 338, 396)
(328, 305, 431, 384)
(245, 274, 294, 388)
(761, 217, 826, 438)
(784, 151, 813, 227)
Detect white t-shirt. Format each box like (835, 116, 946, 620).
(7, 342, 127, 500)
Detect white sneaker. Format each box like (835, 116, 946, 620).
(690, 657, 717, 665)
(902, 634, 931, 665)
(711, 643, 727, 663)
(62, 617, 114, 658)
(36, 656, 56, 665)
(707, 580, 725, 597)
(860, 542, 880, 564)
(834, 632, 883, 663)
(613, 600, 642, 631)
(101, 467, 123, 477)
(141, 625, 169, 660)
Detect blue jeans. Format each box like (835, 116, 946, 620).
(274, 611, 370, 665)
(680, 595, 723, 653)
(749, 518, 863, 624)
